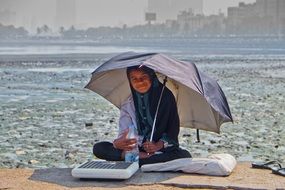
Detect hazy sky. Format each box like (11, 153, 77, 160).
(0, 0, 256, 31)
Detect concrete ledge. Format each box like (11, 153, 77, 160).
(0, 162, 284, 190)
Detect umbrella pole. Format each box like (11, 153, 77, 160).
(149, 76, 168, 142)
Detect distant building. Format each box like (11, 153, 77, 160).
(277, 0, 285, 34)
(147, 0, 203, 23)
(256, 0, 285, 33)
(176, 10, 203, 34)
(55, 0, 76, 29)
(145, 12, 157, 25)
(227, 3, 258, 35)
(174, 9, 225, 36)
(227, 0, 285, 35)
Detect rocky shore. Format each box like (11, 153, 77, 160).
(0, 51, 284, 169)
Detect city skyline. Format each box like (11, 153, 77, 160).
(147, 0, 203, 23)
(0, 0, 256, 32)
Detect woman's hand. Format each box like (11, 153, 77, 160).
(139, 151, 154, 159)
(142, 140, 164, 153)
(113, 129, 137, 151)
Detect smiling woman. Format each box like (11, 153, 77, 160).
(128, 69, 152, 93)
(93, 65, 191, 166)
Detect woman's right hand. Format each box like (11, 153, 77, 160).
(113, 129, 137, 151)
(139, 151, 154, 159)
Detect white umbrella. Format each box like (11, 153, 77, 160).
(85, 52, 233, 134)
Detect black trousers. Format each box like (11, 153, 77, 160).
(93, 141, 191, 167)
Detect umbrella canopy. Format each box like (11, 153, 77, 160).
(85, 52, 233, 133)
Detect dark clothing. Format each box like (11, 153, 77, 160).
(127, 66, 180, 146)
(93, 141, 191, 167)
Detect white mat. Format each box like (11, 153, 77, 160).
(141, 154, 236, 176)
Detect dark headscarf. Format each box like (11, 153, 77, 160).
(127, 66, 180, 145)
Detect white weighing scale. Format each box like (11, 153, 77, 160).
(72, 160, 139, 179)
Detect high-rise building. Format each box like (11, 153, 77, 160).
(147, 0, 203, 23)
(256, 0, 285, 19)
(227, 0, 285, 35)
(55, 0, 76, 29)
(254, 0, 285, 32)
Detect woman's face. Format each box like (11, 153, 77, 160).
(129, 69, 152, 93)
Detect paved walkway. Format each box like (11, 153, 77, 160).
(0, 162, 284, 190)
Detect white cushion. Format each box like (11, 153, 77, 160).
(141, 153, 236, 176)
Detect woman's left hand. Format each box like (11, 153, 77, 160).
(143, 140, 164, 153)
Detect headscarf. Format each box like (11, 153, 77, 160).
(126, 66, 180, 145)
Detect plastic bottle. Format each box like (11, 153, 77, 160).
(125, 124, 139, 163)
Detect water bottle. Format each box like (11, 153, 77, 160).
(125, 124, 139, 163)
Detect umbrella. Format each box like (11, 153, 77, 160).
(85, 52, 233, 136)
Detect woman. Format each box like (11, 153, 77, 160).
(93, 66, 191, 166)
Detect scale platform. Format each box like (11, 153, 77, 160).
(71, 160, 139, 179)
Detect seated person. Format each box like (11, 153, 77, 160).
(93, 66, 191, 166)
